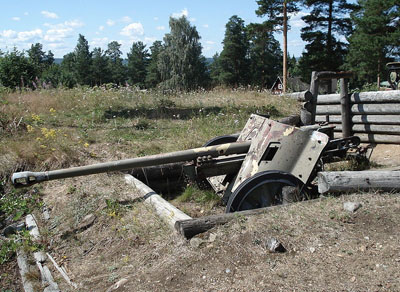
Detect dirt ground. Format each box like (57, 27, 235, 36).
(3, 145, 400, 292)
(369, 144, 400, 167)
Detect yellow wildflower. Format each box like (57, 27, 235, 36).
(83, 142, 89, 148)
(26, 125, 34, 133)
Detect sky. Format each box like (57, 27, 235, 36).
(0, 0, 310, 59)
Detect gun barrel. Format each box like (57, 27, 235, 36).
(12, 141, 251, 188)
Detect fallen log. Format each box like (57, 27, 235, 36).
(125, 174, 191, 230)
(175, 198, 326, 238)
(175, 208, 270, 239)
(318, 171, 400, 193)
(316, 103, 400, 115)
(316, 114, 400, 125)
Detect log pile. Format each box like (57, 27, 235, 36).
(314, 90, 400, 144)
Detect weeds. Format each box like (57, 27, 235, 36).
(176, 185, 220, 204)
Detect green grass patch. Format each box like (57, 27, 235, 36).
(176, 185, 220, 204)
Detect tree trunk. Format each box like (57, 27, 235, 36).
(283, 0, 288, 93)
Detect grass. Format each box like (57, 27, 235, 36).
(0, 86, 298, 265)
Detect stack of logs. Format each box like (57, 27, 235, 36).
(286, 87, 400, 144)
(315, 90, 400, 144)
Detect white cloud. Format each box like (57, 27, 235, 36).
(189, 18, 196, 22)
(64, 20, 84, 28)
(288, 11, 308, 28)
(44, 27, 73, 42)
(172, 8, 189, 18)
(154, 17, 159, 21)
(121, 16, 132, 23)
(18, 29, 42, 41)
(1, 30, 17, 38)
(203, 24, 209, 28)
(206, 40, 215, 45)
(12, 17, 21, 21)
(288, 39, 305, 47)
(106, 19, 115, 26)
(43, 20, 84, 43)
(144, 37, 157, 44)
(90, 37, 109, 48)
(1, 29, 42, 42)
(99, 25, 105, 31)
(156, 26, 165, 30)
(120, 22, 144, 37)
(41, 10, 59, 19)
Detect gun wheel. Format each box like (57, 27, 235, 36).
(225, 170, 309, 213)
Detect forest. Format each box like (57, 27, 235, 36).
(0, 0, 399, 91)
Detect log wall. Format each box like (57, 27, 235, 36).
(303, 90, 400, 144)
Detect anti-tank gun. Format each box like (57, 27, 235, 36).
(12, 114, 360, 213)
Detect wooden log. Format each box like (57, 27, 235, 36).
(352, 90, 400, 103)
(309, 71, 319, 124)
(334, 132, 400, 144)
(318, 171, 400, 193)
(332, 124, 400, 135)
(175, 208, 267, 239)
(340, 78, 352, 137)
(316, 114, 400, 125)
(316, 103, 400, 115)
(316, 71, 353, 80)
(125, 174, 191, 230)
(283, 90, 313, 102)
(315, 93, 341, 104)
(176, 197, 328, 238)
(316, 90, 400, 104)
(278, 114, 300, 126)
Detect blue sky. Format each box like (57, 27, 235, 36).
(0, 0, 310, 58)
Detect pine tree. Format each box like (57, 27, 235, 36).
(218, 15, 249, 87)
(127, 41, 149, 88)
(91, 47, 110, 85)
(256, 0, 300, 92)
(297, 0, 356, 82)
(346, 0, 400, 87)
(106, 41, 126, 85)
(145, 41, 163, 88)
(74, 34, 92, 85)
(247, 23, 282, 88)
(0, 48, 35, 88)
(158, 16, 208, 91)
(209, 53, 222, 86)
(27, 43, 54, 78)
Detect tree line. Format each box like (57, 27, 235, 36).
(0, 0, 399, 91)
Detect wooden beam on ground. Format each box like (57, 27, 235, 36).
(316, 114, 400, 125)
(318, 171, 400, 193)
(176, 207, 273, 239)
(125, 174, 191, 230)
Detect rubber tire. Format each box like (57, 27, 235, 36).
(225, 170, 308, 213)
